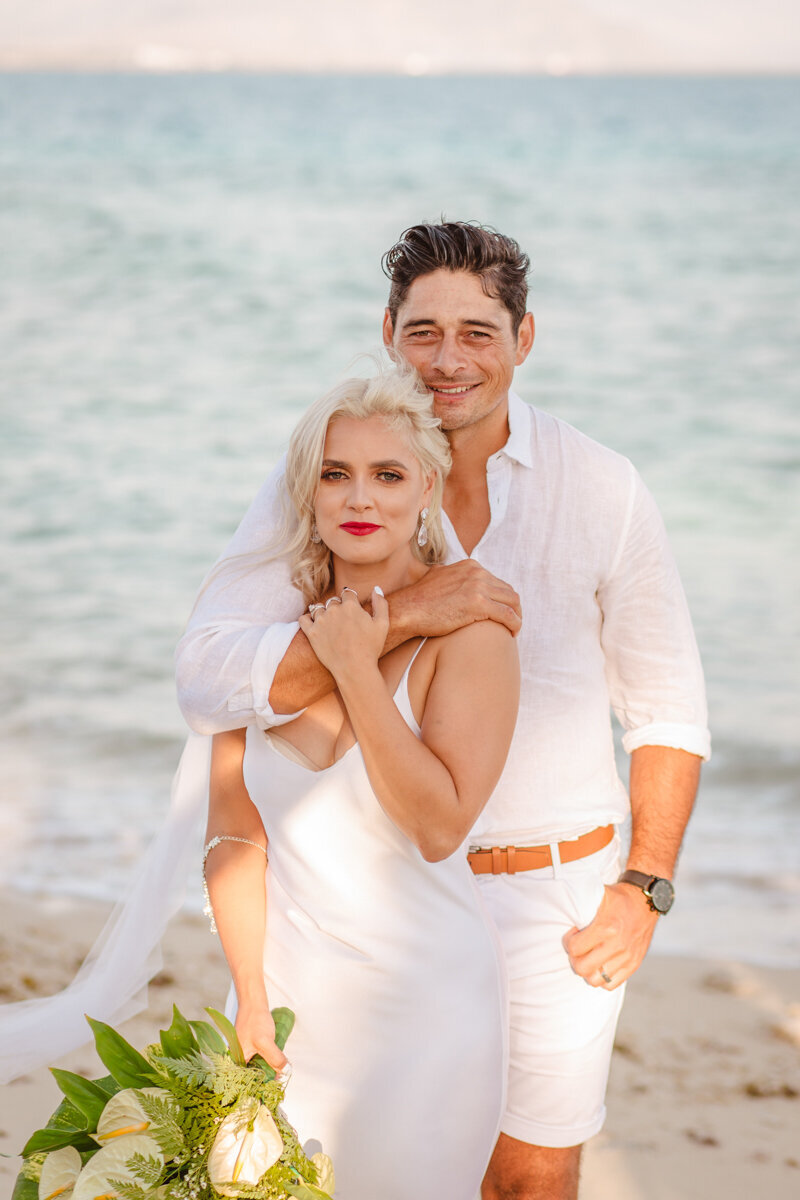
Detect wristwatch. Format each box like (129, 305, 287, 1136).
(618, 870, 675, 914)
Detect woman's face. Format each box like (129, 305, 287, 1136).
(313, 414, 434, 568)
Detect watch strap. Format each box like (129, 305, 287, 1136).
(619, 869, 657, 890)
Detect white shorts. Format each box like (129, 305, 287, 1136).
(475, 834, 625, 1149)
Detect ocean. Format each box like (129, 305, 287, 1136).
(1, 73, 798, 964)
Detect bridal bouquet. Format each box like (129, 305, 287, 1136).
(13, 1005, 334, 1200)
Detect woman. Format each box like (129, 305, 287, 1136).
(204, 368, 520, 1200)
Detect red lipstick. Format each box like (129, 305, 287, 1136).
(340, 522, 381, 536)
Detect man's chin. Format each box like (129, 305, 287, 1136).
(432, 397, 472, 428)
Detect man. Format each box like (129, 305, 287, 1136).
(177, 222, 709, 1199)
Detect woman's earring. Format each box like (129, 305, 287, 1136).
(310, 523, 321, 544)
(417, 507, 429, 548)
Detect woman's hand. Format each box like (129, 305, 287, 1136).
(299, 586, 388, 679)
(235, 1000, 289, 1075)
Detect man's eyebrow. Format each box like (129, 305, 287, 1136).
(400, 317, 501, 330)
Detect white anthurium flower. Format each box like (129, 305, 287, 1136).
(311, 1152, 335, 1195)
(38, 1145, 82, 1200)
(71, 1132, 164, 1200)
(207, 1096, 283, 1196)
(93, 1086, 173, 1145)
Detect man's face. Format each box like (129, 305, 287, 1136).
(383, 269, 534, 432)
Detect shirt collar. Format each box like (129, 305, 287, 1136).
(497, 391, 534, 469)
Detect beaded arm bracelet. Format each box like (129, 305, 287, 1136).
(202, 835, 268, 934)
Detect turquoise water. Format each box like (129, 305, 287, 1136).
(1, 74, 798, 960)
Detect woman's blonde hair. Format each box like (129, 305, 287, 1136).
(282, 366, 451, 603)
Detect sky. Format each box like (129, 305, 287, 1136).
(0, 0, 798, 72)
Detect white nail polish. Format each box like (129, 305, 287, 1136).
(374, 586, 384, 596)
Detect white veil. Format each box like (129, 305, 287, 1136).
(0, 733, 211, 1085)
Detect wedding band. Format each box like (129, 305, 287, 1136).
(308, 603, 324, 617)
(340, 587, 359, 599)
(325, 596, 343, 609)
(600, 968, 613, 985)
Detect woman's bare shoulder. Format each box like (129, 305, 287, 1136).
(439, 618, 518, 655)
(433, 619, 519, 683)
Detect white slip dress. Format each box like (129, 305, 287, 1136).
(237, 641, 508, 1200)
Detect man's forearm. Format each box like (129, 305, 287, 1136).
(268, 559, 523, 715)
(268, 594, 416, 714)
(626, 744, 702, 878)
(563, 744, 702, 986)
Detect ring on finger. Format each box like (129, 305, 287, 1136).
(340, 587, 359, 599)
(600, 967, 613, 985)
(308, 603, 325, 617)
(325, 596, 343, 609)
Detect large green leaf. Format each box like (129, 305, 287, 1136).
(86, 1016, 155, 1088)
(159, 1004, 199, 1059)
(285, 1182, 333, 1199)
(11, 1170, 38, 1200)
(250, 1007, 297, 1080)
(50, 1070, 112, 1129)
(272, 1007, 295, 1051)
(21, 1126, 96, 1156)
(21, 1094, 89, 1157)
(204, 1008, 245, 1066)
(189, 1019, 227, 1056)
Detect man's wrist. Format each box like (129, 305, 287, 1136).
(618, 870, 675, 914)
(384, 591, 418, 650)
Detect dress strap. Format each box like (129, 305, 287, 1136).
(394, 637, 427, 692)
(392, 638, 428, 734)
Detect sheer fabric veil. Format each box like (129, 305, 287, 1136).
(0, 733, 211, 1084)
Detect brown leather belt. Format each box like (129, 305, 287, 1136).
(467, 824, 615, 876)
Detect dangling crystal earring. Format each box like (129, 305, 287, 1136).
(417, 507, 429, 548)
(310, 522, 321, 544)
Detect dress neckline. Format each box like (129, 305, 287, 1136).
(262, 638, 427, 774)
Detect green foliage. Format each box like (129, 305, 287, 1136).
(189, 1017, 227, 1056)
(159, 1005, 200, 1059)
(105, 1183, 150, 1200)
(10, 1161, 39, 1200)
(16, 1003, 334, 1199)
(21, 1094, 94, 1156)
(205, 1006, 246, 1065)
(50, 1069, 114, 1128)
(86, 1016, 157, 1088)
(149, 1048, 214, 1089)
(285, 1183, 334, 1200)
(272, 1008, 295, 1052)
(135, 1090, 186, 1161)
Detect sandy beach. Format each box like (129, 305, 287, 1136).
(1, 890, 798, 1199)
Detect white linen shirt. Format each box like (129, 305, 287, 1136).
(176, 392, 710, 844)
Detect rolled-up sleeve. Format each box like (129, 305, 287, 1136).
(599, 466, 711, 761)
(175, 460, 306, 733)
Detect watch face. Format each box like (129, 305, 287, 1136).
(649, 878, 675, 914)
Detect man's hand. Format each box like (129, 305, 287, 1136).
(562, 882, 659, 990)
(390, 560, 522, 639)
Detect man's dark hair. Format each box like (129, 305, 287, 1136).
(382, 221, 530, 334)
